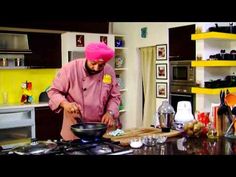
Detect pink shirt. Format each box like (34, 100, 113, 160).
(47, 59, 121, 140)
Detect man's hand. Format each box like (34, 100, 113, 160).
(101, 112, 115, 127)
(60, 101, 81, 116)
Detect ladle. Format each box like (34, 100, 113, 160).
(225, 93, 236, 107)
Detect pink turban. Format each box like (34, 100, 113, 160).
(85, 42, 114, 62)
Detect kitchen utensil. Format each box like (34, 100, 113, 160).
(103, 127, 180, 146)
(158, 101, 175, 132)
(225, 93, 236, 107)
(174, 101, 194, 124)
(71, 122, 107, 140)
(232, 106, 236, 115)
(39, 91, 49, 102)
(11, 140, 57, 155)
(225, 118, 236, 136)
(217, 90, 228, 116)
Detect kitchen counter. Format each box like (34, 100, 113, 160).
(130, 135, 236, 155)
(1, 135, 236, 155)
(0, 102, 49, 110)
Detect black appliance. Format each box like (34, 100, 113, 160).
(170, 60, 196, 86)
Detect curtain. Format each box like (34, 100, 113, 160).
(140, 46, 156, 127)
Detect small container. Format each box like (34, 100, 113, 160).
(130, 138, 143, 148)
(15, 58, 22, 66)
(0, 58, 8, 67)
(156, 136, 167, 144)
(115, 56, 125, 68)
(142, 135, 156, 146)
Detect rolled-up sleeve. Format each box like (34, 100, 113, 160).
(47, 66, 70, 113)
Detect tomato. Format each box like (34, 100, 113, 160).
(197, 112, 210, 125)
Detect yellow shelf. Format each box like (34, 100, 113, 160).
(192, 87, 236, 95)
(191, 32, 236, 40)
(192, 60, 236, 67)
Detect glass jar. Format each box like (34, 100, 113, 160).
(158, 101, 175, 132)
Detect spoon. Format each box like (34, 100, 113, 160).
(225, 118, 236, 136)
(75, 116, 84, 125)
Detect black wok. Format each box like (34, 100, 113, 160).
(71, 122, 107, 140)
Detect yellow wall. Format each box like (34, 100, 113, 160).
(0, 69, 58, 104)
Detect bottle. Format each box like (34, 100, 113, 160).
(157, 101, 175, 132)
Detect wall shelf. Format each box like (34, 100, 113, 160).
(191, 32, 236, 40)
(191, 60, 236, 67)
(115, 68, 127, 71)
(119, 109, 126, 113)
(115, 47, 127, 50)
(120, 89, 127, 92)
(192, 87, 236, 95)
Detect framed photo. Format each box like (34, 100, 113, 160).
(76, 35, 85, 47)
(100, 36, 108, 45)
(156, 63, 167, 80)
(156, 82, 167, 98)
(156, 44, 167, 60)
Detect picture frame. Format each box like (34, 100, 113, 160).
(156, 63, 167, 80)
(156, 44, 167, 60)
(100, 36, 108, 45)
(156, 82, 167, 98)
(76, 35, 85, 47)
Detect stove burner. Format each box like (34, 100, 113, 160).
(80, 138, 100, 144)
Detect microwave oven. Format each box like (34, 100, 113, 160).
(170, 60, 196, 86)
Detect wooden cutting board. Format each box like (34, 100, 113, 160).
(103, 127, 181, 146)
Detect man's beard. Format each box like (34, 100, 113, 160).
(85, 61, 102, 75)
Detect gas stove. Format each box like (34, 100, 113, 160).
(57, 138, 133, 155)
(0, 138, 133, 155)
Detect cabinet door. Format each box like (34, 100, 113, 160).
(169, 24, 196, 61)
(25, 32, 61, 68)
(35, 106, 63, 140)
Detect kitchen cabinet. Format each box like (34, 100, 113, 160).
(0, 31, 62, 69)
(114, 35, 127, 124)
(169, 24, 196, 61)
(0, 22, 109, 34)
(24, 32, 62, 68)
(0, 107, 35, 146)
(35, 106, 63, 140)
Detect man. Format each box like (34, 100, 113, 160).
(47, 42, 121, 140)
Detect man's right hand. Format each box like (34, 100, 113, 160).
(60, 101, 81, 115)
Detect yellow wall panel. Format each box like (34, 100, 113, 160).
(0, 69, 58, 104)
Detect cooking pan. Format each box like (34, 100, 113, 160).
(71, 122, 107, 140)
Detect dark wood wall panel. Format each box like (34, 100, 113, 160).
(0, 17, 109, 33)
